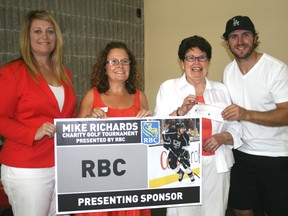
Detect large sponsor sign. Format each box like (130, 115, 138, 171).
(55, 117, 202, 214)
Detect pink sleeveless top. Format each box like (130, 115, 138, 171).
(92, 88, 141, 117)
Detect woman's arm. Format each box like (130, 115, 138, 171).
(136, 91, 151, 117)
(77, 89, 94, 118)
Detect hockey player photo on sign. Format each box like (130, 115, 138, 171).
(148, 117, 201, 192)
(162, 121, 196, 182)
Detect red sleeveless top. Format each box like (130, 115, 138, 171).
(198, 96, 214, 156)
(92, 88, 141, 117)
(76, 89, 150, 216)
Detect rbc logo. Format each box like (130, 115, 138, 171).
(141, 121, 160, 145)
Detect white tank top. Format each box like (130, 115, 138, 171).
(49, 85, 64, 112)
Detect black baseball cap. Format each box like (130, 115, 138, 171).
(222, 15, 255, 39)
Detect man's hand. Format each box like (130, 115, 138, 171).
(222, 104, 248, 121)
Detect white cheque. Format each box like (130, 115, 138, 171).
(194, 103, 224, 122)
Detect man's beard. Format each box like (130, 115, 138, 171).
(230, 44, 255, 60)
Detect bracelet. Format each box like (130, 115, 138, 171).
(176, 107, 181, 116)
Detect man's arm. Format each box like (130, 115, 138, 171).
(222, 101, 288, 126)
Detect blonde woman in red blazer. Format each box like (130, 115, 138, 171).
(0, 10, 76, 216)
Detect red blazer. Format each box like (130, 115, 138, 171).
(0, 60, 76, 168)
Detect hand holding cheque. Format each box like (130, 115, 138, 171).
(177, 95, 224, 122)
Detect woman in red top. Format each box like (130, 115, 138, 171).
(77, 42, 151, 216)
(0, 10, 76, 216)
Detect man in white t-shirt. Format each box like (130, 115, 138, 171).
(221, 15, 288, 216)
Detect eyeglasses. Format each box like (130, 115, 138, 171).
(106, 59, 131, 66)
(184, 55, 209, 62)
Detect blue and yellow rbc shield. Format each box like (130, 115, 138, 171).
(141, 121, 160, 144)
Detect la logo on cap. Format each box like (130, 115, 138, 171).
(233, 18, 240, 26)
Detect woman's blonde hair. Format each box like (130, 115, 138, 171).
(20, 10, 70, 84)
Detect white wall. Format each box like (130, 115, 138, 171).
(144, 0, 288, 110)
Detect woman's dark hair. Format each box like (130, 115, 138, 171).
(90, 41, 139, 94)
(178, 35, 212, 61)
